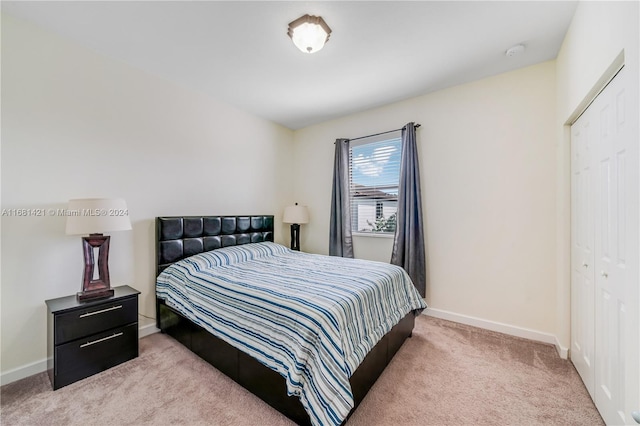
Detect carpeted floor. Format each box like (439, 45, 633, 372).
(1, 315, 603, 425)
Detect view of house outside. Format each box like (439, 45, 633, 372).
(349, 137, 402, 233)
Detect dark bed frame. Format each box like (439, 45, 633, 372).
(155, 215, 415, 425)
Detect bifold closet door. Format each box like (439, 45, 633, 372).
(571, 65, 639, 425)
(570, 97, 595, 397)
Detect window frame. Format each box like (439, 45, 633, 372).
(348, 132, 402, 236)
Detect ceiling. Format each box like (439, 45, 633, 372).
(2, 1, 578, 130)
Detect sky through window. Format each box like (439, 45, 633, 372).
(350, 137, 401, 193)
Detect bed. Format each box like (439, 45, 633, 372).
(155, 215, 426, 425)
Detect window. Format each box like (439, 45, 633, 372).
(349, 134, 402, 234)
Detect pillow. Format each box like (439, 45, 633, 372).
(186, 241, 289, 269)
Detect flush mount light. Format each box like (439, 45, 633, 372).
(287, 14, 331, 54)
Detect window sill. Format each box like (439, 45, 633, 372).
(352, 232, 395, 239)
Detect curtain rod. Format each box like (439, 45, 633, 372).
(334, 123, 422, 144)
(347, 123, 421, 142)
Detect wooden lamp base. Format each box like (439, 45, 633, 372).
(289, 223, 301, 251)
(77, 287, 114, 301)
(77, 233, 114, 302)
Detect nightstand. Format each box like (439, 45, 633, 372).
(45, 285, 140, 390)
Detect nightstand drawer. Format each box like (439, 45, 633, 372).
(53, 322, 138, 388)
(54, 296, 137, 345)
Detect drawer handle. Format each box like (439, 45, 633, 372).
(80, 332, 123, 348)
(79, 305, 123, 318)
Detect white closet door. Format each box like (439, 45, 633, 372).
(571, 108, 595, 397)
(592, 66, 639, 425)
(571, 65, 639, 425)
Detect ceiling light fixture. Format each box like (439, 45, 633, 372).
(287, 14, 331, 54)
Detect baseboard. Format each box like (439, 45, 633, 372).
(1, 321, 161, 386)
(139, 319, 160, 338)
(424, 308, 569, 359)
(0, 358, 49, 387)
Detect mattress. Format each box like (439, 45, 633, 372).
(156, 242, 426, 426)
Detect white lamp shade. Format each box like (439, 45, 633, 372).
(65, 198, 132, 235)
(283, 205, 310, 224)
(291, 23, 328, 53)
(288, 15, 331, 54)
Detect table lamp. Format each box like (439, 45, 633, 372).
(65, 198, 131, 301)
(283, 203, 309, 251)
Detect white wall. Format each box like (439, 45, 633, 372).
(1, 15, 294, 377)
(554, 1, 639, 359)
(293, 61, 558, 337)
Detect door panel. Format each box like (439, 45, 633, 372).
(571, 111, 595, 396)
(593, 67, 624, 425)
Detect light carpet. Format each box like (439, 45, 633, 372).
(1, 315, 603, 425)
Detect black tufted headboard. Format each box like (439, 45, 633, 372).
(155, 215, 274, 276)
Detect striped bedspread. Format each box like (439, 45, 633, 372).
(156, 242, 427, 426)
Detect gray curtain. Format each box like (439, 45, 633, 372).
(329, 138, 354, 257)
(391, 123, 426, 297)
